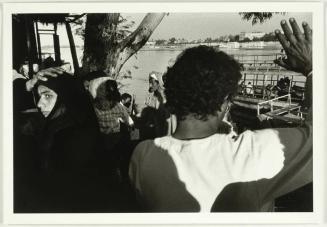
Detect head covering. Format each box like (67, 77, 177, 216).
(35, 72, 92, 124)
(149, 71, 165, 89)
(83, 70, 108, 82)
(88, 77, 113, 99)
(94, 79, 121, 110)
(32, 73, 99, 174)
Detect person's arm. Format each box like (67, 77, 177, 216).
(255, 18, 313, 202)
(256, 124, 312, 204)
(128, 116, 135, 127)
(120, 104, 134, 127)
(13, 67, 65, 112)
(274, 18, 312, 116)
(129, 141, 149, 211)
(25, 67, 65, 91)
(259, 18, 312, 124)
(13, 78, 35, 112)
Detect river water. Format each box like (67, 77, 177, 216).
(119, 47, 288, 108)
(54, 46, 304, 109)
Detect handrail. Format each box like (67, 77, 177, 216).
(232, 53, 284, 57)
(233, 54, 286, 69)
(258, 94, 290, 106)
(257, 94, 291, 115)
(238, 72, 306, 101)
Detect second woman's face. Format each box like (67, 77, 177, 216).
(149, 78, 159, 92)
(37, 85, 58, 117)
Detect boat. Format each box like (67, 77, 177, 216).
(12, 14, 83, 77)
(230, 54, 308, 131)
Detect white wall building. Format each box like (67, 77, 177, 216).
(146, 40, 156, 46)
(239, 31, 266, 41)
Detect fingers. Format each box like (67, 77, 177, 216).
(37, 74, 48, 81)
(46, 67, 65, 76)
(289, 18, 305, 41)
(274, 57, 291, 70)
(275, 29, 290, 51)
(302, 21, 312, 42)
(280, 19, 298, 46)
(37, 67, 64, 79)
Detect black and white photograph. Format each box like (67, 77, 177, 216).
(1, 1, 325, 225)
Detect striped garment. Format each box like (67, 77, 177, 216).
(94, 103, 130, 134)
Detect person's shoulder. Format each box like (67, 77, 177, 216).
(230, 128, 280, 150)
(135, 139, 153, 148)
(116, 102, 128, 112)
(133, 136, 170, 158)
(239, 128, 277, 138)
(132, 139, 156, 163)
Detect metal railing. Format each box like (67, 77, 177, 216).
(239, 73, 306, 101)
(232, 53, 284, 66)
(257, 94, 292, 116)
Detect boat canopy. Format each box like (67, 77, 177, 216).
(13, 13, 84, 77)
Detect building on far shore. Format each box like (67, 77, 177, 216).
(145, 40, 156, 46)
(219, 42, 240, 49)
(239, 31, 266, 41)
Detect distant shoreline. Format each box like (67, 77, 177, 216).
(43, 41, 281, 51)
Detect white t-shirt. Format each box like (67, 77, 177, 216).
(129, 126, 312, 212)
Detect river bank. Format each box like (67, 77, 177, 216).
(46, 46, 302, 110)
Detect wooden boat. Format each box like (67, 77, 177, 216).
(13, 14, 83, 77)
(230, 54, 308, 131)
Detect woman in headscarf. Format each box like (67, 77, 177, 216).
(141, 71, 175, 139)
(92, 79, 133, 180)
(34, 73, 99, 173)
(14, 69, 103, 212)
(145, 71, 166, 109)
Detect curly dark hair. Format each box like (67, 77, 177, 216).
(94, 79, 121, 110)
(164, 45, 242, 121)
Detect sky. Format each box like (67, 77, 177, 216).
(45, 12, 312, 46)
(124, 12, 312, 40)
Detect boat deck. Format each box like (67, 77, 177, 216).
(234, 96, 299, 110)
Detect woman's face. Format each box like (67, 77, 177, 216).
(149, 78, 159, 92)
(37, 85, 58, 117)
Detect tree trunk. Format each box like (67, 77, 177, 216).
(81, 13, 166, 79)
(81, 13, 120, 75)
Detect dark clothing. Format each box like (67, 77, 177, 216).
(15, 117, 101, 212)
(139, 104, 170, 140)
(13, 75, 105, 212)
(101, 132, 123, 168)
(13, 78, 36, 112)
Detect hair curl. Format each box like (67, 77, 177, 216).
(94, 79, 121, 110)
(121, 93, 132, 101)
(164, 45, 242, 121)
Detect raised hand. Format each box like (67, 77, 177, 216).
(26, 67, 65, 91)
(274, 18, 312, 76)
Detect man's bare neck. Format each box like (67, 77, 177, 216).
(172, 115, 220, 140)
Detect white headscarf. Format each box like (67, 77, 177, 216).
(88, 76, 113, 99)
(149, 71, 164, 89)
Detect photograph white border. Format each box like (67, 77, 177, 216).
(1, 1, 325, 225)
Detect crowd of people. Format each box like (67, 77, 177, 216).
(238, 76, 295, 100)
(13, 18, 312, 212)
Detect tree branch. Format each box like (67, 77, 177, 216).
(112, 13, 166, 78)
(120, 13, 166, 51)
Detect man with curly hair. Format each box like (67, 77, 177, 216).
(129, 18, 312, 212)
